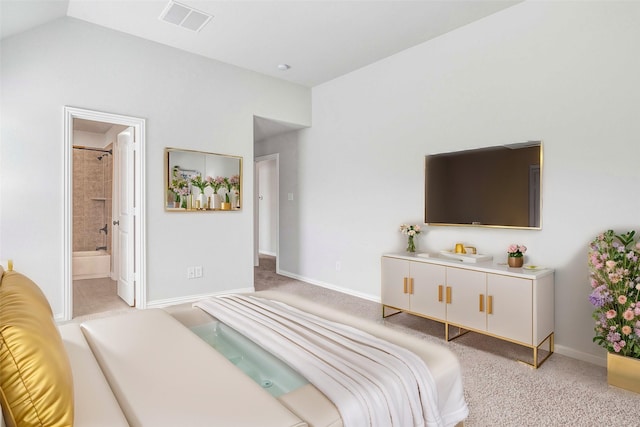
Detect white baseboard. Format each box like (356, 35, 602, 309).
(554, 344, 606, 367)
(145, 287, 255, 309)
(276, 269, 380, 303)
(259, 250, 277, 257)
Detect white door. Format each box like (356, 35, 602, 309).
(253, 154, 279, 267)
(114, 127, 135, 306)
(258, 159, 277, 255)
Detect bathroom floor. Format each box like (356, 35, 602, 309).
(73, 277, 131, 318)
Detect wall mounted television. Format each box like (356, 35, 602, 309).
(424, 142, 542, 229)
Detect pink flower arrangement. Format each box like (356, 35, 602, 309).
(169, 174, 189, 195)
(221, 176, 238, 203)
(588, 230, 640, 358)
(229, 174, 240, 191)
(190, 175, 207, 193)
(205, 176, 226, 193)
(175, 187, 190, 197)
(507, 244, 527, 258)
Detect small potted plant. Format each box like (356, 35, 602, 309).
(220, 177, 233, 210)
(507, 244, 527, 267)
(400, 224, 421, 253)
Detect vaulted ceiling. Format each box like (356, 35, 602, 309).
(1, 0, 521, 88)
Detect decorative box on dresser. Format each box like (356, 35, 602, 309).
(381, 253, 555, 368)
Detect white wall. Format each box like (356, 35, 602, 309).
(261, 1, 640, 364)
(0, 17, 311, 313)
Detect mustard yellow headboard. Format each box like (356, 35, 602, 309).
(0, 270, 74, 427)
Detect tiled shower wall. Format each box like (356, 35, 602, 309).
(73, 146, 113, 253)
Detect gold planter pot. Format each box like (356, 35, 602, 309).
(607, 352, 640, 393)
(508, 256, 524, 268)
(220, 202, 231, 211)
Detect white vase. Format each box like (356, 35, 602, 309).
(210, 193, 221, 209)
(197, 193, 206, 210)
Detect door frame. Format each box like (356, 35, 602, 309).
(63, 106, 146, 320)
(254, 154, 279, 271)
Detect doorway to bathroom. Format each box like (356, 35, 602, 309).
(63, 107, 146, 321)
(72, 123, 125, 317)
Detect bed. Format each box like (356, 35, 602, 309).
(175, 290, 469, 427)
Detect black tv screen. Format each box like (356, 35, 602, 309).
(424, 142, 541, 229)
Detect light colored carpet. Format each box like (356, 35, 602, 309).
(72, 255, 639, 426)
(254, 255, 638, 427)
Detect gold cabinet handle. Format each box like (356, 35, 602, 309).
(488, 295, 493, 314)
(479, 294, 484, 312)
(446, 286, 452, 304)
(409, 278, 414, 295)
(438, 285, 443, 302)
(403, 277, 408, 294)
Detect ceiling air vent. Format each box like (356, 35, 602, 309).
(159, 1, 212, 32)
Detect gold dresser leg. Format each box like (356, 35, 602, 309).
(445, 323, 470, 342)
(381, 305, 402, 319)
(518, 333, 554, 368)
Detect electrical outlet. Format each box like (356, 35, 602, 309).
(187, 267, 195, 279)
(335, 261, 341, 271)
(194, 266, 203, 278)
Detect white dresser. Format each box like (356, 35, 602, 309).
(381, 253, 554, 368)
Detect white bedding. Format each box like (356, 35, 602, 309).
(195, 294, 458, 427)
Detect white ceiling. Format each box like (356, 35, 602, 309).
(73, 118, 117, 134)
(254, 116, 307, 142)
(1, 0, 521, 141)
(1, 0, 521, 88)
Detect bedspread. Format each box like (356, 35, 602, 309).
(194, 295, 446, 427)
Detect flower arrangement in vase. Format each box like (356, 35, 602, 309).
(205, 175, 226, 209)
(588, 230, 640, 358)
(220, 177, 233, 210)
(507, 244, 527, 267)
(400, 224, 421, 253)
(170, 175, 189, 208)
(229, 174, 240, 208)
(190, 175, 208, 209)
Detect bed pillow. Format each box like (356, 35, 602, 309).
(0, 270, 74, 427)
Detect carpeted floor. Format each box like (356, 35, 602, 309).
(70, 255, 638, 425)
(255, 255, 639, 427)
